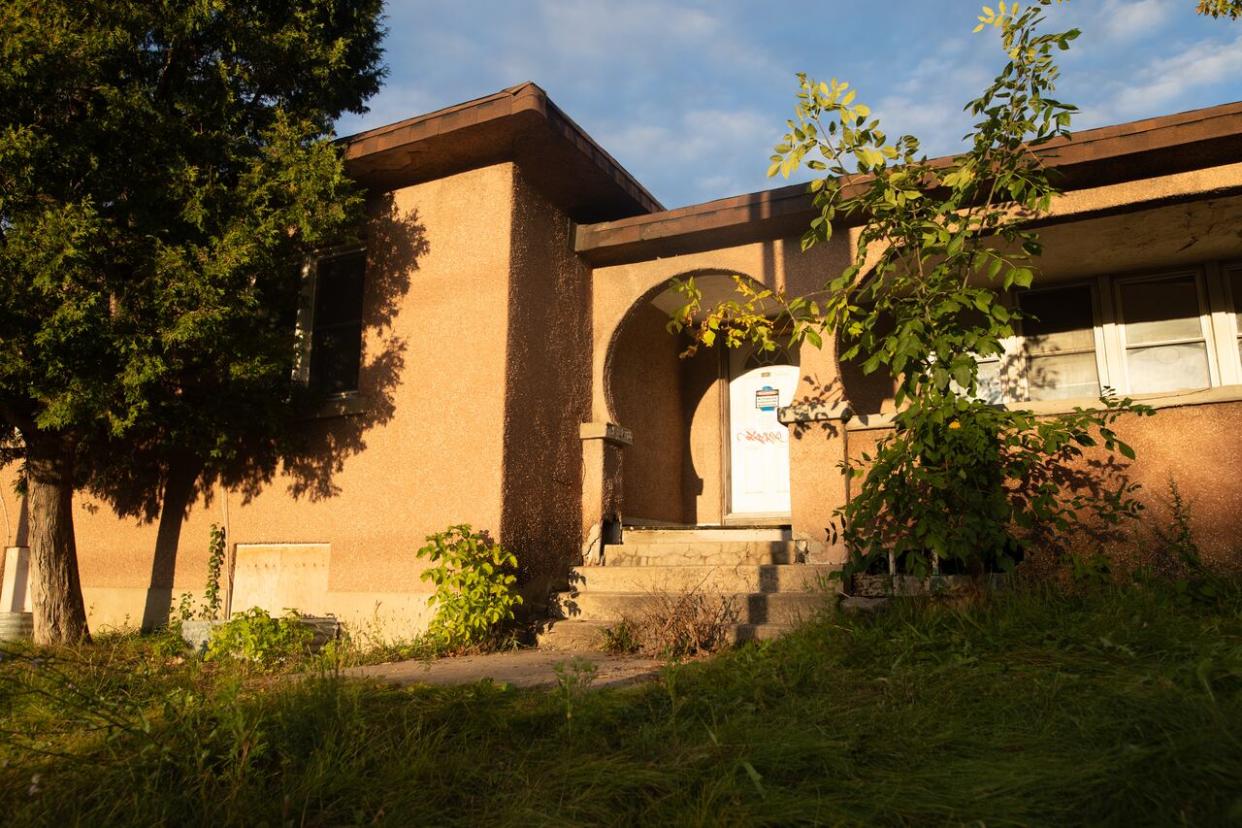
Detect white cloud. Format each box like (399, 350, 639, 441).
(1096, 0, 1175, 43)
(1086, 31, 1242, 121)
(599, 106, 779, 201)
(535, 0, 722, 58)
(602, 107, 773, 164)
(873, 54, 995, 157)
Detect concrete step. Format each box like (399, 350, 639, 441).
(568, 564, 840, 595)
(622, 527, 791, 544)
(537, 619, 611, 651)
(605, 541, 803, 566)
(552, 590, 834, 625)
(537, 618, 797, 652)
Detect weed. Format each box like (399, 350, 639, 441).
(2, 578, 1240, 825)
(202, 524, 227, 621)
(1148, 478, 1205, 576)
(552, 656, 598, 733)
(204, 608, 313, 670)
(604, 588, 739, 658)
(169, 523, 229, 627)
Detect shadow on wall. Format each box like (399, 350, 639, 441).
(281, 196, 427, 501)
(500, 177, 594, 608)
(607, 305, 728, 525)
(787, 375, 844, 441)
(74, 194, 427, 630)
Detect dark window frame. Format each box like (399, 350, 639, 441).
(306, 248, 367, 397)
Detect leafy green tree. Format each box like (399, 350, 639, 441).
(673, 0, 1153, 578)
(1197, 0, 1242, 19)
(0, 1, 384, 643)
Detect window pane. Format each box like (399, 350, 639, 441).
(1126, 343, 1209, 394)
(1230, 269, 1242, 342)
(1119, 275, 1203, 345)
(976, 360, 1004, 404)
(1019, 286, 1096, 355)
(1028, 352, 1100, 401)
(314, 253, 366, 327)
(310, 325, 363, 394)
(310, 250, 366, 395)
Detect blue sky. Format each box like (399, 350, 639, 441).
(336, 1, 1242, 209)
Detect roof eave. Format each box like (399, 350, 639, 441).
(342, 83, 663, 223)
(574, 100, 1242, 267)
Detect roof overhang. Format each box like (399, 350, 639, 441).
(574, 100, 1242, 266)
(342, 83, 662, 223)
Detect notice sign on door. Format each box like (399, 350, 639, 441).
(755, 386, 779, 411)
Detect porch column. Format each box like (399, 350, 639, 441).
(578, 422, 632, 565)
(779, 402, 852, 564)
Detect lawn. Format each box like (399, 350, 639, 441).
(2, 579, 1240, 826)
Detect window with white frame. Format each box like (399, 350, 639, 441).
(1229, 266, 1242, 369)
(972, 263, 1242, 405)
(1115, 272, 1213, 394)
(1017, 284, 1102, 401)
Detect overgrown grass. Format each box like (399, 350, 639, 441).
(2, 579, 1240, 825)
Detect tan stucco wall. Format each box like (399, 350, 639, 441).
(500, 167, 592, 604)
(844, 401, 1242, 566)
(3, 163, 523, 637)
(5, 156, 1242, 637)
(610, 302, 688, 523)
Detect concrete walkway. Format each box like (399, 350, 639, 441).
(346, 649, 665, 689)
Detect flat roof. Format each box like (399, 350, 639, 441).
(342, 82, 662, 223)
(574, 100, 1242, 266)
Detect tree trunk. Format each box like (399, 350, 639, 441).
(26, 439, 90, 645)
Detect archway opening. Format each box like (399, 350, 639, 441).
(604, 272, 791, 526)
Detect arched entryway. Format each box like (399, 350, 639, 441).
(603, 272, 799, 526)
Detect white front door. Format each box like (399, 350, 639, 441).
(728, 347, 799, 516)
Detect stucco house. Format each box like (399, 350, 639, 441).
(3, 83, 1242, 639)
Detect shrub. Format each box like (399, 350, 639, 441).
(842, 393, 1151, 578)
(416, 525, 522, 651)
(205, 608, 313, 669)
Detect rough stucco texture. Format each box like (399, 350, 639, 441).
(18, 163, 522, 635)
(845, 402, 1242, 565)
(501, 167, 592, 602)
(609, 301, 687, 524)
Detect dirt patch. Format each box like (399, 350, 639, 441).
(345, 649, 664, 689)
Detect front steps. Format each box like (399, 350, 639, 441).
(539, 526, 842, 651)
